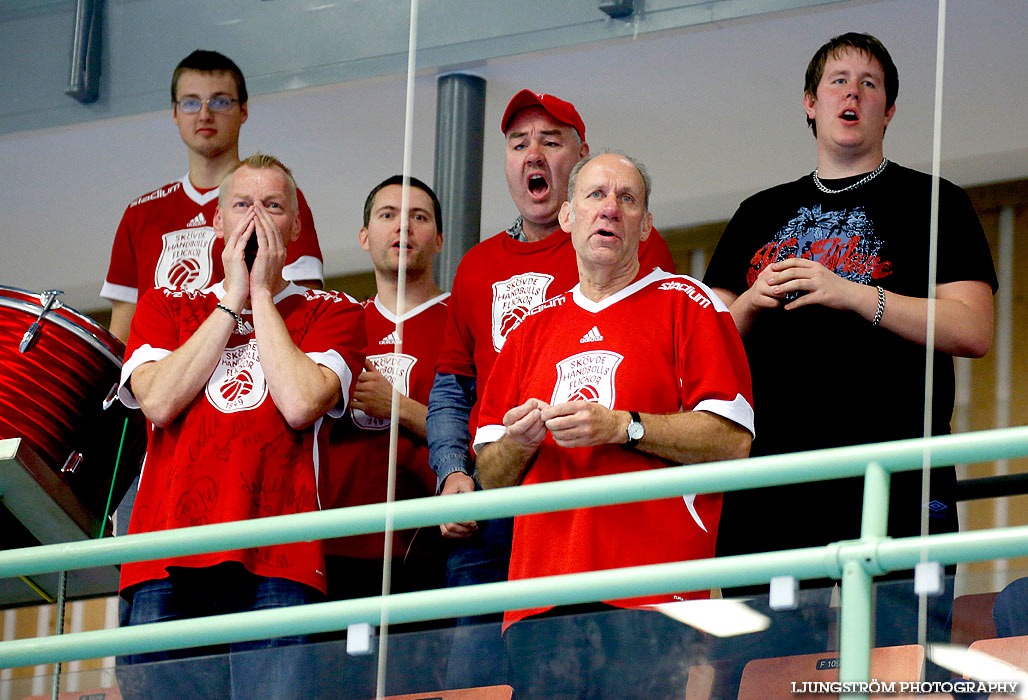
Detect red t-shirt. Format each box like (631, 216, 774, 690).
(322, 294, 449, 558)
(436, 227, 674, 429)
(118, 283, 366, 594)
(102, 175, 324, 303)
(474, 269, 754, 629)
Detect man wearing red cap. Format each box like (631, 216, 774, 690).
(426, 90, 675, 688)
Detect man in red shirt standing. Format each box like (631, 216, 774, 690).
(101, 50, 324, 344)
(427, 90, 675, 689)
(475, 151, 753, 700)
(117, 155, 365, 700)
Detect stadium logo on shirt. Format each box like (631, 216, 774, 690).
(550, 350, 623, 409)
(490, 273, 555, 352)
(155, 227, 216, 289)
(351, 352, 417, 430)
(206, 340, 268, 413)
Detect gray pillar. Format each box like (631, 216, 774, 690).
(433, 73, 486, 291)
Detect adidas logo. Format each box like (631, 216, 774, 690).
(186, 212, 206, 227)
(579, 326, 603, 343)
(379, 331, 400, 345)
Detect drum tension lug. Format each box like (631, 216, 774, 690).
(61, 452, 84, 476)
(18, 289, 64, 354)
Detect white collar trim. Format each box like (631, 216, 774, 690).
(571, 267, 670, 313)
(181, 174, 220, 206)
(373, 292, 450, 323)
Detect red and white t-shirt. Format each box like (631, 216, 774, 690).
(101, 175, 324, 303)
(322, 293, 449, 559)
(117, 283, 366, 594)
(474, 269, 754, 628)
(435, 227, 674, 429)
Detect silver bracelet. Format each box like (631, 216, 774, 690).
(872, 286, 885, 327)
(216, 303, 248, 335)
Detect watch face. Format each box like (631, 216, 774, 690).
(628, 421, 644, 441)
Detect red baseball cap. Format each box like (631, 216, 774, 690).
(501, 89, 586, 141)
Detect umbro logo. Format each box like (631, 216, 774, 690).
(579, 326, 603, 343)
(379, 331, 400, 345)
(186, 212, 207, 227)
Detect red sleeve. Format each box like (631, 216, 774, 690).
(640, 226, 676, 274)
(126, 289, 185, 357)
(300, 293, 367, 403)
(678, 289, 754, 434)
(435, 261, 477, 377)
(472, 319, 525, 450)
(104, 204, 140, 295)
(283, 188, 325, 282)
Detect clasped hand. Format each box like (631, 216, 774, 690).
(503, 398, 624, 449)
(744, 257, 858, 312)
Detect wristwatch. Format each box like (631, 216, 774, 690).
(625, 411, 644, 449)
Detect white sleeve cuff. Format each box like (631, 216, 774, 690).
(100, 281, 139, 304)
(283, 256, 324, 284)
(118, 344, 172, 408)
(472, 424, 506, 455)
(693, 393, 755, 438)
(307, 349, 353, 418)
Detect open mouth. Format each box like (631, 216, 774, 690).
(527, 174, 549, 197)
(594, 229, 616, 238)
(840, 110, 858, 122)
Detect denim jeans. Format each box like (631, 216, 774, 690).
(117, 563, 322, 700)
(443, 515, 513, 690)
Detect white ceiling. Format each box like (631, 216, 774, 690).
(1, 0, 1025, 312)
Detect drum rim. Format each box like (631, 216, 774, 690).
(0, 285, 123, 367)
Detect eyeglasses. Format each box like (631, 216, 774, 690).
(173, 96, 239, 114)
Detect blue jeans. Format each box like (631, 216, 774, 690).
(444, 515, 513, 690)
(117, 563, 322, 700)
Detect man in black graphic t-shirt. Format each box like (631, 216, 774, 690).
(705, 31, 996, 560)
(703, 36, 997, 691)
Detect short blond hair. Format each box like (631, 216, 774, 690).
(218, 153, 298, 210)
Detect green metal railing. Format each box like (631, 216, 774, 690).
(3, 426, 1028, 693)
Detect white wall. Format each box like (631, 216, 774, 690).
(1, 0, 1025, 313)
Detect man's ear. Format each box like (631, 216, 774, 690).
(558, 201, 573, 233)
(803, 91, 817, 121)
(883, 102, 896, 130)
(640, 212, 653, 241)
(239, 102, 249, 126)
(286, 216, 301, 245)
(579, 140, 590, 159)
(358, 227, 370, 252)
(213, 206, 225, 239)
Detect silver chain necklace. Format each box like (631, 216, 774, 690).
(812, 157, 889, 194)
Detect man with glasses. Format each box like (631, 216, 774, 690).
(101, 50, 324, 344)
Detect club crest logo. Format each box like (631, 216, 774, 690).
(155, 227, 216, 289)
(206, 340, 268, 413)
(550, 351, 623, 408)
(490, 273, 554, 352)
(351, 352, 417, 430)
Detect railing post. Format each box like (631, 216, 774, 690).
(840, 460, 889, 700)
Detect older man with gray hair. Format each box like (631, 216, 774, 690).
(474, 151, 754, 699)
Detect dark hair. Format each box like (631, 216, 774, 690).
(171, 50, 248, 104)
(804, 32, 898, 136)
(362, 175, 443, 233)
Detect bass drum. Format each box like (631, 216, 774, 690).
(0, 285, 145, 538)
